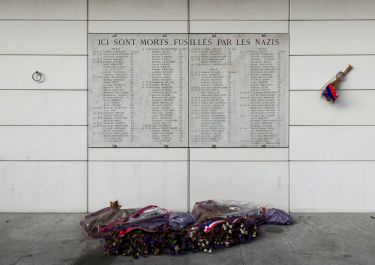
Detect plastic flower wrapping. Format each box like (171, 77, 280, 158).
(191, 200, 263, 223)
(79, 201, 137, 238)
(80, 200, 293, 258)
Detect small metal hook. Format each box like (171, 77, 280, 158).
(32, 71, 44, 82)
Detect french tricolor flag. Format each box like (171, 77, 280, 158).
(204, 220, 226, 233)
(323, 83, 338, 102)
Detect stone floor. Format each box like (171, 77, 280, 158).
(0, 213, 375, 265)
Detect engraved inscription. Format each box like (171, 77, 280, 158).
(189, 34, 288, 147)
(89, 33, 288, 148)
(89, 34, 188, 147)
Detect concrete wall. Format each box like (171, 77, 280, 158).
(0, 0, 374, 213)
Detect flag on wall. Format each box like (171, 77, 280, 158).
(321, 64, 353, 103)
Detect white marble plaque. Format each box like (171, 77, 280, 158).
(89, 34, 189, 147)
(89, 33, 288, 148)
(189, 34, 289, 147)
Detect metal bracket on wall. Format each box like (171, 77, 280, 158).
(32, 71, 44, 83)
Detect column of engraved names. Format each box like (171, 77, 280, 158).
(189, 40, 232, 146)
(90, 47, 135, 146)
(248, 47, 282, 146)
(147, 46, 186, 145)
(131, 34, 188, 146)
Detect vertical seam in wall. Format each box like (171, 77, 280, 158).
(187, 0, 191, 212)
(86, 0, 89, 213)
(288, 0, 291, 213)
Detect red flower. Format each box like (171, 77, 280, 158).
(119, 230, 125, 238)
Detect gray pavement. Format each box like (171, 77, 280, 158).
(0, 213, 375, 265)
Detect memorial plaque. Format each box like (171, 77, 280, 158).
(89, 33, 288, 148)
(89, 34, 188, 147)
(189, 34, 289, 147)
